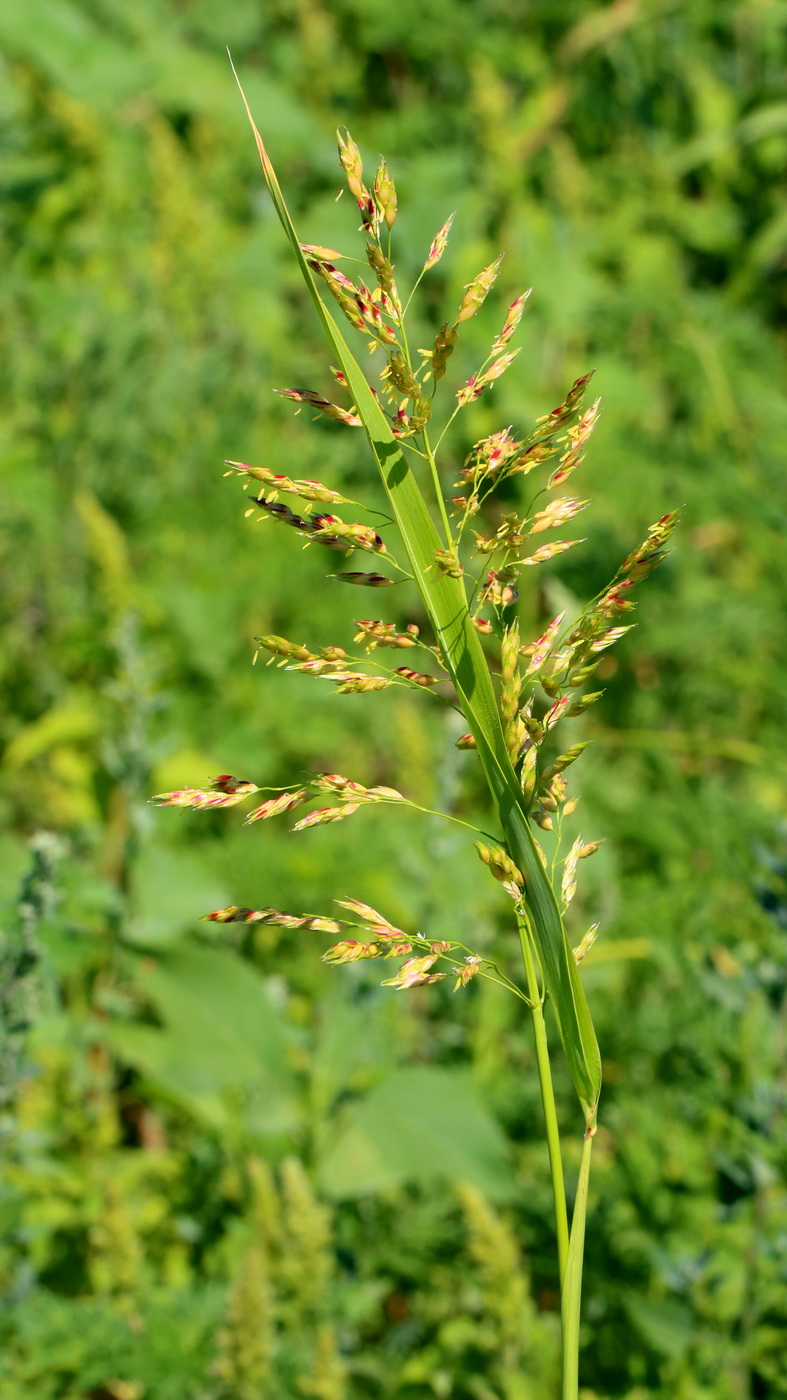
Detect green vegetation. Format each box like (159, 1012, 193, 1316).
(1, 2, 786, 1397)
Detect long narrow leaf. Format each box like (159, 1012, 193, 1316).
(232, 66, 601, 1121)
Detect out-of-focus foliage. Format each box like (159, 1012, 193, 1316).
(1, 0, 786, 1396)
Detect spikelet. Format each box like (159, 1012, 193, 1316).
(253, 634, 314, 665)
(381, 952, 446, 988)
(245, 790, 309, 823)
(529, 497, 588, 535)
(366, 242, 396, 295)
(431, 322, 459, 381)
(423, 212, 455, 271)
(520, 539, 584, 567)
(490, 291, 531, 354)
(574, 924, 600, 964)
(225, 461, 348, 505)
(373, 158, 397, 229)
(458, 254, 503, 323)
(327, 672, 392, 694)
(150, 777, 259, 810)
(549, 398, 600, 489)
(336, 127, 366, 201)
(353, 619, 419, 650)
(522, 611, 566, 679)
(293, 804, 361, 831)
(330, 571, 396, 587)
(334, 897, 407, 940)
(474, 842, 525, 888)
(434, 548, 463, 578)
(323, 940, 384, 963)
(393, 666, 439, 688)
(500, 621, 523, 761)
(277, 388, 361, 427)
(453, 954, 483, 991)
(203, 906, 343, 934)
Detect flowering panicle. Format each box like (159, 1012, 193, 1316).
(153, 124, 678, 1092)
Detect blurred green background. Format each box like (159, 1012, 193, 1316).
(1, 1, 786, 1396)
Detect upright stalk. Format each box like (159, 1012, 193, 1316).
(517, 914, 569, 1282)
(561, 1130, 594, 1400)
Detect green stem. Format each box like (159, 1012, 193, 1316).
(517, 915, 569, 1282)
(421, 427, 453, 545)
(561, 1129, 594, 1400)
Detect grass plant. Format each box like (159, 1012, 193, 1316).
(150, 74, 679, 1397)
